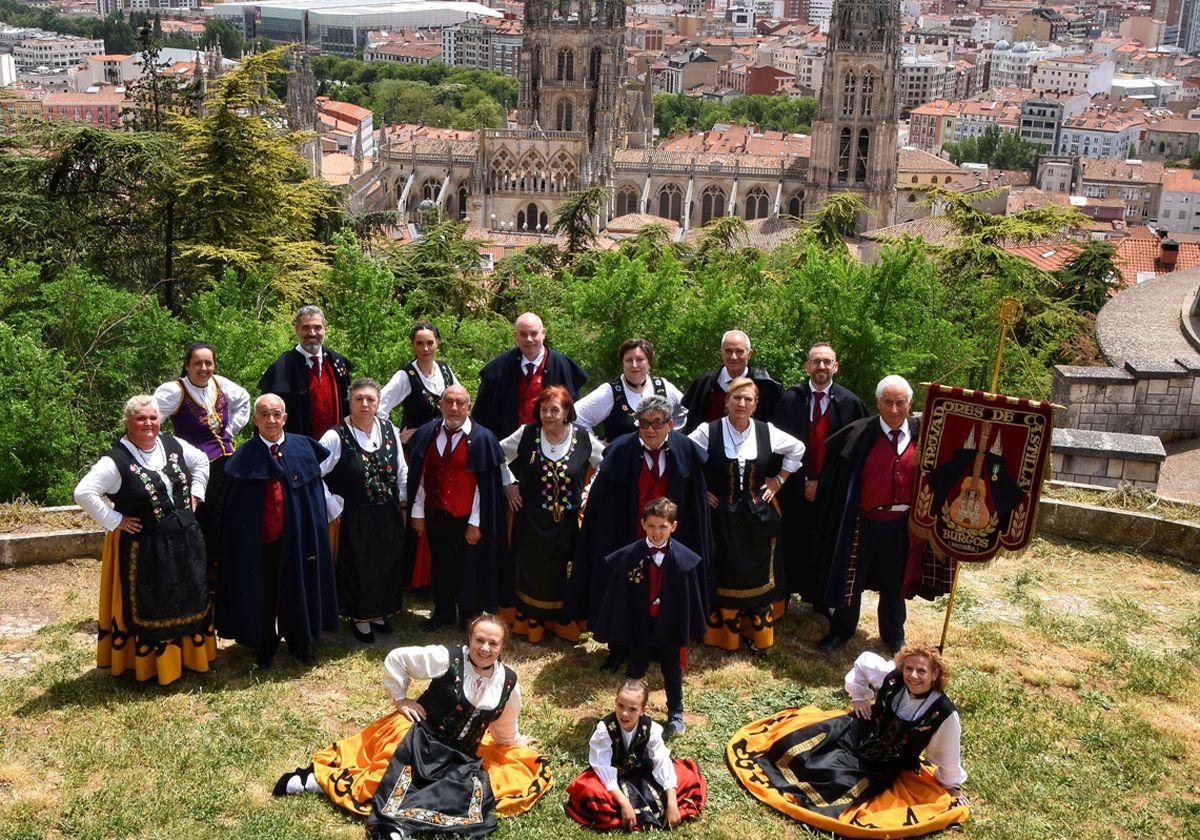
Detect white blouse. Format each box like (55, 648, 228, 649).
(844, 651, 967, 787)
(382, 644, 522, 744)
(574, 376, 688, 434)
(378, 362, 457, 422)
(588, 718, 677, 792)
(497, 424, 606, 486)
(153, 375, 251, 441)
(74, 437, 210, 532)
(688, 417, 805, 473)
(410, 419, 482, 527)
(319, 419, 409, 520)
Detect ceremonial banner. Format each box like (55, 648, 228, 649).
(910, 384, 1053, 563)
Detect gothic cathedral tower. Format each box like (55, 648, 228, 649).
(518, 0, 625, 184)
(807, 0, 899, 230)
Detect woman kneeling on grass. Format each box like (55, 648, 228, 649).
(274, 614, 552, 837)
(727, 644, 969, 839)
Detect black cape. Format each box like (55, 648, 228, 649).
(406, 419, 507, 614)
(257, 347, 354, 437)
(217, 434, 338, 648)
(567, 430, 713, 626)
(592, 539, 708, 648)
(814, 415, 932, 607)
(679, 366, 783, 433)
(471, 347, 589, 441)
(773, 381, 869, 600)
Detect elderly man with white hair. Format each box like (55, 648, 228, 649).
(471, 311, 589, 441)
(680, 330, 783, 433)
(218, 392, 338, 669)
(812, 375, 922, 655)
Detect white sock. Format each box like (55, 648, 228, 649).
(285, 775, 305, 795)
(303, 772, 320, 793)
(354, 621, 372, 634)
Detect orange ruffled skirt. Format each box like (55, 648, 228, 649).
(312, 710, 553, 818)
(727, 707, 969, 838)
(97, 529, 217, 686)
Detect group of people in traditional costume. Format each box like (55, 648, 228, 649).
(71, 305, 969, 837)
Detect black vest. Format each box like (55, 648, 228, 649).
(105, 435, 193, 532)
(861, 669, 958, 773)
(416, 646, 518, 753)
(603, 712, 655, 777)
(324, 419, 400, 508)
(603, 377, 669, 442)
(400, 360, 454, 431)
(702, 419, 783, 508)
(513, 424, 594, 522)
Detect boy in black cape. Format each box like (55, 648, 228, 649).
(592, 498, 707, 736)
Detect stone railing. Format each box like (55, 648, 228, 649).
(1050, 428, 1166, 490)
(1050, 356, 1200, 443)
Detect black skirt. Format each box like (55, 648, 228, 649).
(337, 502, 407, 619)
(195, 456, 229, 587)
(367, 724, 498, 838)
(755, 712, 901, 817)
(712, 497, 785, 610)
(511, 507, 576, 621)
(117, 508, 209, 642)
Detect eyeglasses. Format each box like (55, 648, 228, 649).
(638, 419, 670, 430)
(807, 358, 835, 366)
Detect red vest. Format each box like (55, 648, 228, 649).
(705, 383, 727, 423)
(636, 454, 669, 538)
(647, 553, 664, 619)
(806, 396, 832, 480)
(859, 430, 916, 515)
(308, 360, 340, 439)
(517, 355, 547, 426)
(423, 431, 477, 518)
(262, 478, 285, 543)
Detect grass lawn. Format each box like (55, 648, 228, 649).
(2, 536, 1198, 840)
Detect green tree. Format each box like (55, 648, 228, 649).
(550, 185, 607, 254)
(808, 192, 869, 249)
(200, 18, 244, 58)
(1055, 240, 1119, 314)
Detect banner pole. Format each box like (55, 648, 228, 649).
(938, 297, 1021, 651)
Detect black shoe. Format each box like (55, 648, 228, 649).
(882, 637, 905, 655)
(817, 633, 850, 655)
(421, 617, 451, 633)
(288, 643, 314, 665)
(351, 623, 376, 644)
(371, 618, 395, 635)
(600, 651, 626, 672)
(255, 638, 278, 669)
(272, 765, 314, 797)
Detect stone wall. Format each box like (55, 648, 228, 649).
(1050, 355, 1200, 443)
(1050, 429, 1166, 490)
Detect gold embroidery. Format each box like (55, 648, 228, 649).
(774, 731, 828, 789)
(716, 537, 777, 598)
(126, 537, 210, 629)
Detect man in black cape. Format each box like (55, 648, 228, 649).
(568, 395, 712, 669)
(592, 497, 707, 734)
(813, 376, 954, 655)
(680, 330, 783, 432)
(774, 342, 868, 607)
(472, 311, 588, 441)
(218, 393, 338, 667)
(258, 305, 353, 439)
(408, 384, 507, 630)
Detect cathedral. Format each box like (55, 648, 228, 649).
(355, 0, 900, 234)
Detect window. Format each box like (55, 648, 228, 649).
(701, 185, 727, 226)
(743, 187, 769, 221)
(555, 98, 574, 131)
(856, 129, 870, 184)
(838, 128, 851, 183)
(787, 193, 803, 217)
(842, 72, 856, 116)
(616, 185, 639, 217)
(657, 183, 683, 222)
(557, 48, 575, 81)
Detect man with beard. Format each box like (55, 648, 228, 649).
(258, 306, 354, 439)
(774, 343, 867, 610)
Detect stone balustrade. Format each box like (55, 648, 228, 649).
(1050, 428, 1167, 490)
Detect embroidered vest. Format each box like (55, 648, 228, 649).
(400, 360, 453, 431)
(105, 435, 193, 533)
(170, 378, 235, 460)
(603, 712, 655, 776)
(325, 420, 400, 508)
(417, 646, 518, 753)
(604, 376, 668, 442)
(860, 669, 957, 773)
(513, 423, 592, 523)
(702, 419, 783, 509)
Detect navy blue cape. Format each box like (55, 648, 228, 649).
(471, 347, 588, 441)
(217, 434, 338, 647)
(591, 539, 707, 648)
(257, 347, 354, 437)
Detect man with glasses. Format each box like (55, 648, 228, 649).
(774, 343, 868, 612)
(568, 396, 713, 672)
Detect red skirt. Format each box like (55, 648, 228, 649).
(565, 759, 706, 831)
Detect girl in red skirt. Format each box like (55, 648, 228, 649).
(566, 679, 706, 831)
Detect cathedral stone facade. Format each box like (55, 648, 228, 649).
(360, 0, 899, 234)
